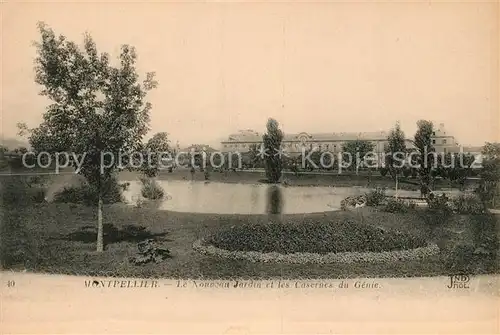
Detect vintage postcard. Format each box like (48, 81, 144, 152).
(1, 0, 499, 334)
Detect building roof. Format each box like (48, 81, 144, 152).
(180, 144, 217, 152)
(222, 130, 391, 143)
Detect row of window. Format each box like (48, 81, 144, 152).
(223, 140, 453, 150)
(224, 139, 448, 148)
(223, 142, 375, 150)
(433, 139, 447, 145)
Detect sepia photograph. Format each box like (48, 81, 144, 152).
(1, 0, 499, 333)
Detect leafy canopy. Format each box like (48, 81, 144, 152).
(141, 132, 171, 177)
(385, 121, 407, 179)
(413, 120, 434, 184)
(263, 118, 284, 183)
(341, 140, 375, 170)
(30, 22, 157, 185)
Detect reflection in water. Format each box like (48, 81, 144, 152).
(121, 180, 457, 215)
(266, 185, 283, 215)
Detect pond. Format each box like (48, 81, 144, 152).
(121, 180, 455, 215)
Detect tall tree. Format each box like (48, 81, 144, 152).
(341, 140, 375, 175)
(385, 122, 406, 197)
(142, 132, 170, 177)
(414, 120, 435, 197)
(263, 118, 283, 183)
(31, 22, 157, 252)
(477, 142, 500, 208)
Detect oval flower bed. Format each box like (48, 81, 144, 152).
(193, 220, 440, 264)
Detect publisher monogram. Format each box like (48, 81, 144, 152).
(446, 275, 470, 289)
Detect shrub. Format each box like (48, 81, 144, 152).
(140, 177, 164, 200)
(0, 211, 40, 269)
(445, 214, 499, 274)
(129, 239, 171, 265)
(451, 194, 486, 214)
(425, 194, 453, 225)
(0, 176, 48, 268)
(365, 188, 386, 206)
(427, 194, 452, 212)
(53, 177, 125, 205)
(382, 198, 412, 213)
(1, 175, 47, 205)
(445, 244, 479, 273)
(470, 214, 499, 257)
(340, 195, 366, 210)
(206, 219, 427, 254)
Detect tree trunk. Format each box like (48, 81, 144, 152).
(97, 195, 104, 252)
(395, 174, 399, 199)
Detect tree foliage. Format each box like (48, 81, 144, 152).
(477, 142, 500, 207)
(247, 144, 262, 168)
(436, 152, 475, 189)
(29, 22, 157, 251)
(413, 120, 434, 191)
(385, 121, 407, 182)
(141, 132, 170, 177)
(263, 118, 283, 183)
(30, 22, 157, 185)
(341, 140, 375, 171)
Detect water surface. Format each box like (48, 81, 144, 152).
(121, 180, 456, 214)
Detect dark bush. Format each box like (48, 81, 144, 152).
(340, 195, 366, 210)
(365, 188, 386, 206)
(207, 219, 427, 254)
(53, 177, 125, 205)
(1, 175, 47, 205)
(445, 244, 479, 273)
(379, 168, 388, 177)
(443, 213, 498, 273)
(140, 177, 164, 200)
(0, 176, 49, 268)
(129, 239, 172, 265)
(425, 194, 453, 225)
(0, 211, 36, 269)
(470, 214, 499, 258)
(427, 194, 453, 212)
(451, 194, 486, 214)
(383, 198, 412, 213)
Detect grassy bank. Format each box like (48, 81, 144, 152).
(2, 166, 478, 192)
(119, 168, 478, 192)
(2, 202, 498, 279)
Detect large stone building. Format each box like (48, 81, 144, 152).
(220, 123, 470, 155)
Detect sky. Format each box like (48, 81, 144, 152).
(1, 0, 498, 149)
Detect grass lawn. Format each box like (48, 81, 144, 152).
(2, 202, 498, 279)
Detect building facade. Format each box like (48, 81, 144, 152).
(221, 124, 464, 154)
(220, 124, 483, 167)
